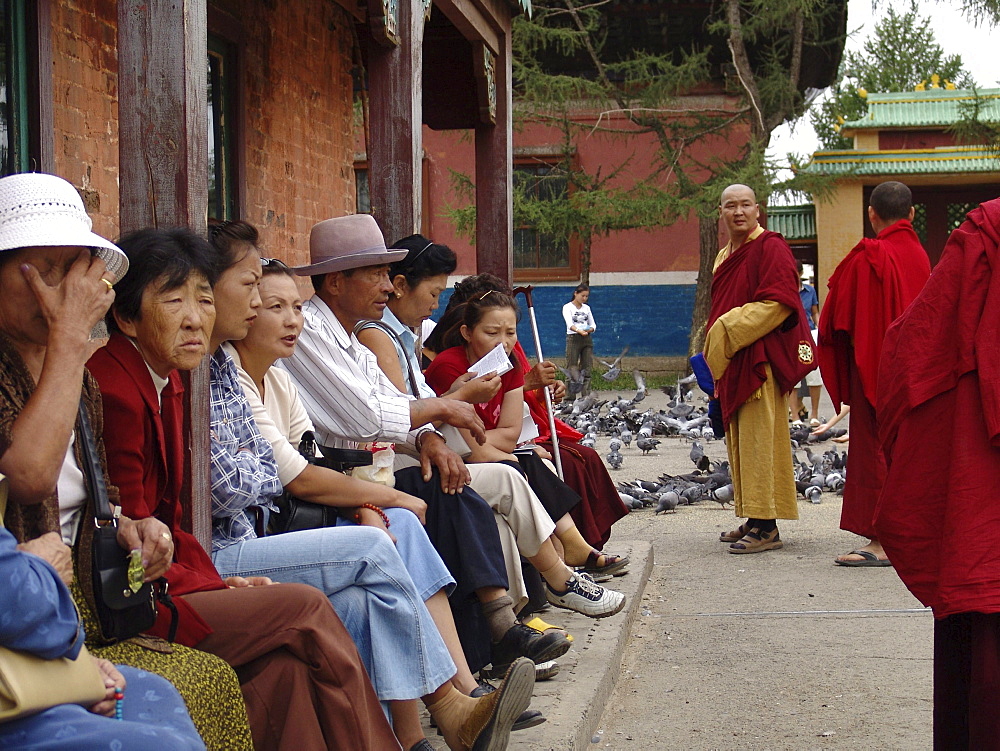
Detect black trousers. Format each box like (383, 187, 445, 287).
(934, 612, 1000, 751)
(394, 466, 508, 672)
(505, 452, 580, 522)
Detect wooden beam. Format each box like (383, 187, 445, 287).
(368, 0, 424, 241)
(432, 0, 499, 53)
(117, 0, 213, 552)
(474, 21, 512, 283)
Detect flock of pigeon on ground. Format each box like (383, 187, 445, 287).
(555, 360, 850, 516)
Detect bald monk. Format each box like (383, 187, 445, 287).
(817, 181, 930, 567)
(703, 184, 816, 553)
(874, 198, 1000, 749)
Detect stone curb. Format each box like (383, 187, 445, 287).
(511, 538, 654, 750)
(422, 539, 653, 750)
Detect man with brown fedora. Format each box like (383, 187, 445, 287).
(283, 213, 569, 692)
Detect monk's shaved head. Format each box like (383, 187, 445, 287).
(870, 181, 912, 222)
(720, 184, 756, 206)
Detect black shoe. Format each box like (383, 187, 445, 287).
(492, 623, 571, 672)
(472, 681, 547, 732)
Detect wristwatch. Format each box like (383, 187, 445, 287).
(415, 427, 446, 451)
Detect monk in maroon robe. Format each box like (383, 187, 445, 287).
(817, 181, 930, 566)
(704, 184, 815, 553)
(874, 198, 1000, 749)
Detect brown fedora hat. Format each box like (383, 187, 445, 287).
(293, 214, 407, 275)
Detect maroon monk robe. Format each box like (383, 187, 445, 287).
(706, 229, 815, 429)
(875, 200, 1000, 618)
(875, 200, 1000, 751)
(818, 219, 930, 539)
(513, 344, 628, 548)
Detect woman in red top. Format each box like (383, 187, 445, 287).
(425, 286, 627, 584)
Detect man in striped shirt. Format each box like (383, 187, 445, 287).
(283, 214, 571, 682)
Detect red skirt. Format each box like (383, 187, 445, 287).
(539, 440, 629, 549)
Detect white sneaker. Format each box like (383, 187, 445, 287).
(546, 572, 625, 618)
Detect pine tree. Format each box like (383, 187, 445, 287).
(811, 3, 974, 150)
(450, 0, 847, 354)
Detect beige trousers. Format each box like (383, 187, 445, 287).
(468, 462, 557, 612)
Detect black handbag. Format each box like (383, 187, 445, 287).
(266, 431, 372, 535)
(77, 401, 162, 643)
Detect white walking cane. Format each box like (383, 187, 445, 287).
(513, 285, 564, 480)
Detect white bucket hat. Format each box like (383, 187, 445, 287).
(0, 173, 128, 281)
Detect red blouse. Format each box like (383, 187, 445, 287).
(425, 346, 523, 430)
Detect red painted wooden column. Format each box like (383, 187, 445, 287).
(474, 23, 513, 285)
(117, 0, 213, 552)
(368, 0, 424, 243)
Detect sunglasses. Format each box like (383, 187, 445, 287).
(261, 257, 289, 270)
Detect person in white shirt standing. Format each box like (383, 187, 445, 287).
(562, 284, 595, 397)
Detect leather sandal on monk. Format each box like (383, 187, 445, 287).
(720, 522, 752, 543)
(579, 550, 630, 580)
(728, 527, 783, 554)
(834, 550, 892, 567)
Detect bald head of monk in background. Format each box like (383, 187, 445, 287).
(868, 181, 915, 234)
(719, 184, 760, 248)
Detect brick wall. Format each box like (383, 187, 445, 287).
(50, 0, 120, 241)
(216, 0, 358, 266)
(46, 0, 358, 258)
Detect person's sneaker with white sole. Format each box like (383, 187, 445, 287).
(545, 572, 625, 618)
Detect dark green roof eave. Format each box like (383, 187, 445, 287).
(803, 146, 1000, 176)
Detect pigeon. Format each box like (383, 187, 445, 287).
(598, 345, 630, 382)
(805, 485, 822, 504)
(608, 438, 622, 453)
(689, 441, 705, 466)
(636, 437, 660, 455)
(558, 367, 585, 395)
(655, 491, 680, 514)
(606, 450, 623, 469)
(710, 484, 734, 507)
(680, 485, 704, 504)
(620, 430, 633, 447)
(631, 370, 647, 403)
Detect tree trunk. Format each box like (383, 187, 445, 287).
(688, 212, 720, 357)
(580, 233, 592, 286)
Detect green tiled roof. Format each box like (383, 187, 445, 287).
(767, 204, 816, 240)
(842, 88, 1000, 132)
(804, 146, 1000, 176)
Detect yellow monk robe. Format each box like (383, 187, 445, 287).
(704, 227, 799, 521)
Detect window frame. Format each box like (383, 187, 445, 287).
(207, 9, 245, 222)
(512, 155, 580, 283)
(0, 0, 48, 177)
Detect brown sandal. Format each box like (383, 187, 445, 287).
(720, 522, 751, 543)
(728, 527, 783, 554)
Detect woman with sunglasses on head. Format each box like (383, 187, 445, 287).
(438, 274, 629, 551)
(356, 238, 624, 620)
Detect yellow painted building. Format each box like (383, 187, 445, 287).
(805, 88, 1000, 301)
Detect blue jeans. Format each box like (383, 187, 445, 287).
(212, 523, 455, 701)
(335, 506, 455, 601)
(0, 667, 205, 750)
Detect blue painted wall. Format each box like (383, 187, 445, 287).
(434, 284, 696, 357)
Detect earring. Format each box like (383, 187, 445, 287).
(395, 291, 402, 298)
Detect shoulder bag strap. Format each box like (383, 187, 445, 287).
(76, 401, 114, 523)
(354, 319, 421, 398)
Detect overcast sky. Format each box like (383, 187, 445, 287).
(767, 0, 999, 166)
